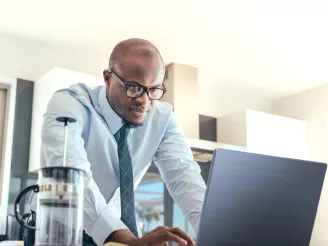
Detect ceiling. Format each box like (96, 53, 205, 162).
(1, 0, 328, 98)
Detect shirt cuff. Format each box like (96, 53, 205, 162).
(91, 208, 128, 246)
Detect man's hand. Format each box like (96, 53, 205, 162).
(106, 226, 195, 246)
(131, 226, 195, 246)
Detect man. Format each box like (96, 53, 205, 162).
(41, 38, 206, 245)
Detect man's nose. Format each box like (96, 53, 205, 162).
(134, 91, 150, 106)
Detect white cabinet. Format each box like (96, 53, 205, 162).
(217, 109, 308, 159)
(246, 109, 307, 159)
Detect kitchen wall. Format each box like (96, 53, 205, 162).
(0, 34, 106, 81)
(273, 84, 328, 163)
(272, 84, 328, 246)
(198, 83, 272, 118)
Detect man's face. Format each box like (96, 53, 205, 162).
(103, 54, 164, 126)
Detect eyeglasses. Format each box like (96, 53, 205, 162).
(109, 70, 166, 100)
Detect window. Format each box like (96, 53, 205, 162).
(135, 165, 164, 236)
(173, 203, 196, 238)
(135, 161, 211, 240)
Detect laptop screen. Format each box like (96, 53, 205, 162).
(196, 149, 327, 246)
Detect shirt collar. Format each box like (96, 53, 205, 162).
(98, 86, 123, 135)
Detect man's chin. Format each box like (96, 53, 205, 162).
(122, 118, 144, 128)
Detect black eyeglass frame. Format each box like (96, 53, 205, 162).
(109, 69, 167, 100)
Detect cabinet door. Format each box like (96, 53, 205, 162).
(246, 109, 307, 159)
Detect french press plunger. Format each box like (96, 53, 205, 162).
(15, 117, 86, 246)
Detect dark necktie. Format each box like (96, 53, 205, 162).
(114, 125, 138, 237)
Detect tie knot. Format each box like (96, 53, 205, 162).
(114, 124, 130, 143)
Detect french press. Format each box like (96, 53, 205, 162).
(15, 117, 86, 246)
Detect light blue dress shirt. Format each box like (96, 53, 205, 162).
(40, 83, 206, 245)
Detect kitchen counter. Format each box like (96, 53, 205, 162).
(0, 241, 23, 246)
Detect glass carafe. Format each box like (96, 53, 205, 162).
(15, 166, 85, 246)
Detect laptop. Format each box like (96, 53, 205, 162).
(196, 149, 327, 246)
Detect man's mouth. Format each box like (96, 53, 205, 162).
(130, 107, 149, 118)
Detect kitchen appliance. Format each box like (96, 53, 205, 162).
(6, 214, 21, 241)
(14, 117, 86, 246)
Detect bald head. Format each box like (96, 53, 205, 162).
(109, 38, 164, 73)
(103, 38, 166, 126)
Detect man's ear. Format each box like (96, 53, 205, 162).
(103, 69, 111, 86)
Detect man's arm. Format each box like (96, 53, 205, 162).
(41, 92, 129, 246)
(153, 111, 207, 234)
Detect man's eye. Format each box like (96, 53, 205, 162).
(128, 85, 142, 92)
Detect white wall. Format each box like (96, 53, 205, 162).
(273, 85, 328, 246)
(273, 85, 328, 163)
(198, 82, 272, 118)
(0, 34, 107, 81)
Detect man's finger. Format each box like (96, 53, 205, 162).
(143, 226, 169, 236)
(151, 226, 170, 233)
(169, 227, 195, 245)
(159, 231, 187, 246)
